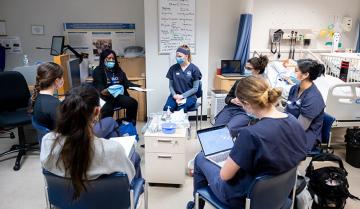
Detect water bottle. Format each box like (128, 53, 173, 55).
(23, 54, 29, 66)
(166, 106, 172, 121)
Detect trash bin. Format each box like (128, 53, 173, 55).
(345, 128, 360, 168)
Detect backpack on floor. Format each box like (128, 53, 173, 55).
(305, 153, 359, 209)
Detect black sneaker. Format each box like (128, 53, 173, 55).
(186, 201, 195, 209)
(140, 144, 145, 148)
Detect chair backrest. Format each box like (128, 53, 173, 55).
(43, 170, 131, 209)
(0, 71, 30, 111)
(321, 112, 335, 143)
(195, 80, 203, 98)
(31, 117, 50, 144)
(247, 166, 297, 209)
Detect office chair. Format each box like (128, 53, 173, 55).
(43, 170, 147, 209)
(195, 166, 298, 209)
(31, 117, 50, 145)
(188, 81, 203, 130)
(0, 71, 38, 171)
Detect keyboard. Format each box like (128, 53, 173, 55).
(208, 151, 230, 163)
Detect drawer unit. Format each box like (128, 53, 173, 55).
(145, 152, 185, 184)
(144, 128, 187, 185)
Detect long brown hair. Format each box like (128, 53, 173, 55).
(28, 62, 63, 113)
(52, 85, 100, 199)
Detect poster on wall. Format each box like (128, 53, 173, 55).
(158, 0, 196, 54)
(0, 36, 23, 54)
(64, 23, 136, 64)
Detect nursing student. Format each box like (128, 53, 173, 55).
(187, 76, 307, 209)
(29, 62, 64, 130)
(41, 85, 142, 200)
(214, 55, 269, 137)
(163, 45, 202, 112)
(93, 49, 139, 125)
(285, 59, 325, 152)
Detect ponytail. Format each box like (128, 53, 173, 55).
(28, 62, 63, 113)
(52, 85, 99, 200)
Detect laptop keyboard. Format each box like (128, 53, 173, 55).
(208, 151, 230, 163)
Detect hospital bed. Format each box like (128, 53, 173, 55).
(266, 53, 360, 128)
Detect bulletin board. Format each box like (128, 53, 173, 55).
(63, 23, 136, 64)
(158, 0, 196, 54)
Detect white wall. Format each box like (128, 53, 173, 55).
(251, 0, 360, 50)
(144, 0, 210, 114)
(0, 0, 144, 70)
(207, 0, 360, 90)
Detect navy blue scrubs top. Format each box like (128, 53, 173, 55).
(225, 115, 307, 206)
(286, 84, 325, 151)
(166, 63, 202, 98)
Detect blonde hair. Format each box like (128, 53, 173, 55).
(178, 44, 192, 62)
(236, 76, 282, 108)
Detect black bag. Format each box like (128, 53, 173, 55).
(305, 153, 359, 209)
(345, 128, 360, 145)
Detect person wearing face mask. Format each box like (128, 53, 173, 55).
(186, 76, 307, 209)
(92, 49, 139, 125)
(163, 44, 202, 112)
(285, 59, 325, 152)
(29, 62, 64, 130)
(214, 55, 269, 137)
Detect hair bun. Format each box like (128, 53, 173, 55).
(268, 87, 282, 104)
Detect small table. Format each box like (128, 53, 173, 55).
(144, 127, 188, 185)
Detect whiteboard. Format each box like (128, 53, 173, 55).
(158, 0, 196, 54)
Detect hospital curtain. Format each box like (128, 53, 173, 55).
(233, 14, 253, 72)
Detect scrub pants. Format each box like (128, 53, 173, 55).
(163, 95, 197, 113)
(193, 152, 229, 209)
(214, 105, 250, 137)
(101, 94, 138, 125)
(130, 151, 142, 179)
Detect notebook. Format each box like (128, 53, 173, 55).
(197, 125, 234, 167)
(110, 135, 136, 157)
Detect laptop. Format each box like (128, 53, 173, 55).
(221, 60, 245, 77)
(197, 125, 234, 167)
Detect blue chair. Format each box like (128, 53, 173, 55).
(195, 166, 297, 209)
(188, 81, 203, 130)
(322, 112, 336, 148)
(31, 117, 50, 145)
(308, 112, 336, 156)
(43, 170, 147, 209)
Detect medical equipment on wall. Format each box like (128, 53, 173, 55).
(270, 29, 284, 59)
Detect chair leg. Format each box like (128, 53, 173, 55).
(196, 109, 198, 130)
(291, 169, 298, 209)
(245, 198, 251, 209)
(200, 104, 203, 129)
(195, 192, 199, 209)
(130, 189, 134, 209)
(144, 182, 149, 209)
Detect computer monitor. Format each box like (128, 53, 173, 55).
(50, 36, 64, 56)
(68, 58, 81, 88)
(221, 60, 243, 76)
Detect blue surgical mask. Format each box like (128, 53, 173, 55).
(105, 61, 115, 69)
(244, 69, 252, 76)
(176, 57, 185, 65)
(289, 72, 300, 85)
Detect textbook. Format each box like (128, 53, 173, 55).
(110, 135, 136, 157)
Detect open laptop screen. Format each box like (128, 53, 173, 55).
(197, 126, 234, 156)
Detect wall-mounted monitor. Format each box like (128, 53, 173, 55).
(50, 36, 64, 56)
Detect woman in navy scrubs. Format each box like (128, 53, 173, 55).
(93, 49, 139, 125)
(285, 59, 325, 152)
(187, 76, 307, 209)
(163, 45, 202, 112)
(214, 55, 269, 137)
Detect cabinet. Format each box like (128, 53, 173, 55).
(214, 75, 243, 91)
(144, 128, 187, 185)
(127, 77, 147, 121)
